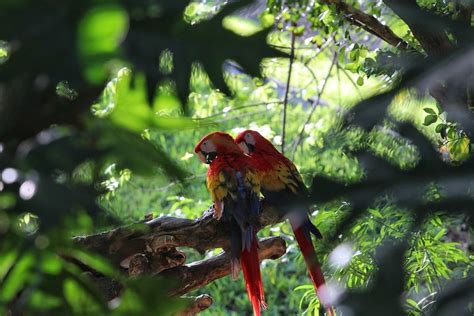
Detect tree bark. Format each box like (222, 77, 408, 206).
(321, 0, 412, 50)
(72, 205, 287, 315)
(383, 0, 454, 55)
(176, 295, 214, 316)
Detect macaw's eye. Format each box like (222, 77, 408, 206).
(201, 141, 209, 151)
(245, 134, 250, 138)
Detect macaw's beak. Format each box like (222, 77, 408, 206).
(197, 151, 218, 164)
(238, 142, 248, 153)
(239, 142, 255, 153)
(205, 151, 218, 164)
(246, 143, 255, 153)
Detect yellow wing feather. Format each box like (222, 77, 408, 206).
(259, 161, 304, 193)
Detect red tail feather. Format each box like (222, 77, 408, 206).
(292, 224, 335, 316)
(240, 237, 266, 316)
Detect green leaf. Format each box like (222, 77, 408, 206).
(338, 46, 346, 64)
(94, 69, 205, 133)
(223, 16, 263, 37)
(345, 62, 359, 73)
(357, 76, 364, 86)
(422, 114, 437, 126)
(349, 48, 360, 62)
(260, 12, 275, 28)
(293, 25, 305, 36)
(435, 123, 445, 133)
(448, 136, 470, 161)
(433, 228, 446, 240)
(123, 0, 284, 112)
(423, 107, 436, 115)
(0, 253, 34, 301)
(447, 127, 457, 139)
(0, 40, 8, 64)
(56, 81, 78, 101)
(28, 290, 64, 311)
(406, 298, 420, 311)
(368, 208, 383, 218)
(63, 278, 103, 313)
(78, 4, 128, 84)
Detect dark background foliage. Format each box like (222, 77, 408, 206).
(0, 0, 473, 315)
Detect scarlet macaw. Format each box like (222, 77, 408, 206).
(194, 132, 266, 316)
(235, 130, 334, 316)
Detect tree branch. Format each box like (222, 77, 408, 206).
(454, 1, 473, 25)
(163, 237, 287, 296)
(281, 31, 296, 155)
(321, 0, 412, 50)
(79, 236, 286, 301)
(73, 205, 282, 264)
(383, 0, 454, 55)
(72, 205, 286, 314)
(176, 295, 213, 316)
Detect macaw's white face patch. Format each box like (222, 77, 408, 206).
(238, 141, 249, 154)
(199, 140, 217, 154)
(197, 151, 207, 164)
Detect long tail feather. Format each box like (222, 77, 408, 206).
(240, 235, 266, 316)
(291, 219, 335, 316)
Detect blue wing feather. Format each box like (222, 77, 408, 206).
(221, 169, 261, 252)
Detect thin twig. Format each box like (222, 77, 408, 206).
(301, 63, 320, 92)
(336, 62, 363, 99)
(336, 52, 342, 105)
(215, 109, 272, 123)
(200, 101, 282, 120)
(281, 31, 296, 155)
(290, 54, 338, 159)
(269, 44, 322, 50)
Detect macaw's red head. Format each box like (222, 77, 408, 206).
(194, 132, 242, 164)
(235, 130, 279, 155)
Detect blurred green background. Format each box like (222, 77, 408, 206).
(1, 0, 473, 315)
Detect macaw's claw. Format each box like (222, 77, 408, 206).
(213, 201, 223, 220)
(231, 258, 241, 280)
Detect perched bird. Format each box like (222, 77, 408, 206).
(235, 130, 334, 316)
(194, 132, 266, 316)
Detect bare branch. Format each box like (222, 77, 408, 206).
(291, 54, 338, 159)
(281, 31, 296, 155)
(163, 237, 287, 296)
(321, 0, 412, 50)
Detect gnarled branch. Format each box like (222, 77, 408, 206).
(73, 205, 283, 264)
(72, 205, 286, 315)
(163, 236, 287, 296)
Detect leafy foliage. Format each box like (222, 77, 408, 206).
(1, 0, 473, 315)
